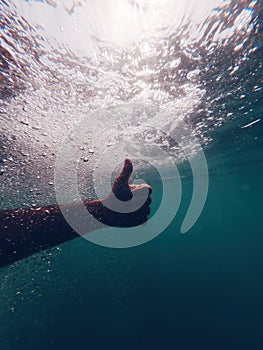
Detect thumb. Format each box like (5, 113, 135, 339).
(112, 159, 133, 201)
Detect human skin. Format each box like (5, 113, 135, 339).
(0, 159, 152, 268)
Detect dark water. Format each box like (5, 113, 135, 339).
(1, 155, 263, 349)
(1, 0, 263, 349)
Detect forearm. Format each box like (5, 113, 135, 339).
(0, 200, 103, 268)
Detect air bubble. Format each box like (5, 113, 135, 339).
(21, 151, 29, 157)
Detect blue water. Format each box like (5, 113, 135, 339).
(1, 0, 263, 349)
(1, 142, 262, 349)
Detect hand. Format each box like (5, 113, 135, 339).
(88, 159, 152, 227)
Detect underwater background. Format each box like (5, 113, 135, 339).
(0, 0, 263, 349)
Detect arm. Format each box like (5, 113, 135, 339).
(0, 159, 151, 268)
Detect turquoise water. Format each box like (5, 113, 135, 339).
(1, 136, 262, 349)
(1, 0, 263, 349)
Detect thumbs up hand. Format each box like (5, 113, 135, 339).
(87, 159, 152, 227)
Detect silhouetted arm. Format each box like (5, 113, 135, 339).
(0, 159, 151, 268)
